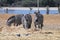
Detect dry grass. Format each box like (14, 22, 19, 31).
(0, 14, 60, 40)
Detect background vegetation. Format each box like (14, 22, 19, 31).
(0, 0, 60, 7)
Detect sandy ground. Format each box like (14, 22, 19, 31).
(0, 14, 60, 40)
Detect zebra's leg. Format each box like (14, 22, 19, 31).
(39, 24, 43, 33)
(23, 24, 25, 29)
(34, 23, 37, 30)
(27, 24, 31, 29)
(34, 24, 39, 31)
(34, 22, 38, 28)
(38, 24, 41, 31)
(41, 23, 43, 30)
(13, 22, 18, 26)
(16, 24, 18, 26)
(13, 22, 17, 26)
(23, 24, 28, 29)
(38, 24, 41, 28)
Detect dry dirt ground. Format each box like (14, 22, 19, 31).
(0, 14, 60, 40)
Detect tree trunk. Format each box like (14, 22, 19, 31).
(46, 5, 49, 15)
(58, 5, 60, 14)
(6, 8, 8, 14)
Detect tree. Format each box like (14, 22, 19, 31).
(0, 0, 60, 7)
(0, 0, 7, 6)
(22, 0, 37, 7)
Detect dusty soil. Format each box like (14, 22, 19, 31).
(0, 14, 60, 40)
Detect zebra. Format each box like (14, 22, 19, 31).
(34, 11, 44, 31)
(22, 14, 32, 29)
